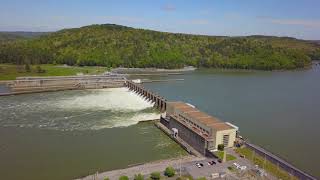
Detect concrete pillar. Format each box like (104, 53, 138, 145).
(160, 101, 163, 111)
(155, 98, 159, 108)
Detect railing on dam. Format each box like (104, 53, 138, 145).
(125, 81, 167, 112)
(245, 142, 317, 180)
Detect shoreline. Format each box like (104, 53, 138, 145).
(75, 155, 204, 180)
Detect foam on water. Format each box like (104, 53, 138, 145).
(0, 88, 160, 131)
(55, 88, 155, 111)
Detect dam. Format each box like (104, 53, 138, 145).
(0, 74, 126, 96)
(0, 74, 317, 179)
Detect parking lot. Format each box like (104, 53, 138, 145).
(183, 150, 255, 179)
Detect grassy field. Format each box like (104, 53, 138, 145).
(235, 147, 298, 180)
(214, 151, 237, 161)
(0, 64, 109, 80)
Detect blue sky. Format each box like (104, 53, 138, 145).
(0, 0, 319, 39)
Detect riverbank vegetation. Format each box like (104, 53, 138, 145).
(1, 24, 320, 70)
(0, 64, 108, 80)
(235, 147, 298, 180)
(214, 150, 236, 161)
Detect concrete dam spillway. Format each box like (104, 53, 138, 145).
(0, 87, 160, 130)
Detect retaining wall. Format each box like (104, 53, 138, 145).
(245, 142, 317, 180)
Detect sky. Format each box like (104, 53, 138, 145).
(0, 0, 319, 40)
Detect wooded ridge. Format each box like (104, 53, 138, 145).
(1, 24, 319, 70)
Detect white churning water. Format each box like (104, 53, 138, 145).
(0, 88, 160, 130)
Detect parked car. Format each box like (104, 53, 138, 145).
(196, 163, 203, 168)
(239, 166, 247, 170)
(233, 162, 240, 169)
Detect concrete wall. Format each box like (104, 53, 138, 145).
(245, 142, 317, 180)
(169, 116, 207, 155)
(12, 78, 124, 88)
(8, 75, 126, 94)
(214, 129, 236, 149)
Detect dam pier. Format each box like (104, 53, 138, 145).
(125, 80, 167, 112)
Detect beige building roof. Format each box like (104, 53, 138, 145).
(168, 101, 234, 131)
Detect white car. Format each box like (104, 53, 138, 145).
(233, 162, 240, 169)
(196, 163, 202, 168)
(239, 166, 247, 170)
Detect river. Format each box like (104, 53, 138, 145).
(1, 66, 320, 179)
(142, 67, 320, 178)
(0, 88, 187, 180)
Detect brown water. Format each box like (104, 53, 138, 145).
(0, 88, 187, 180)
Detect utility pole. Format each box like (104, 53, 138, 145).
(252, 150, 255, 162)
(263, 155, 266, 170)
(179, 152, 182, 177)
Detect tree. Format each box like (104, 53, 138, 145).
(150, 172, 161, 180)
(25, 63, 31, 72)
(119, 176, 129, 180)
(36, 65, 46, 73)
(134, 173, 144, 180)
(0, 24, 316, 70)
(196, 177, 206, 180)
(176, 175, 194, 180)
(164, 166, 176, 177)
(218, 144, 224, 151)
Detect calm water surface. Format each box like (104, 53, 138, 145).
(144, 67, 320, 177)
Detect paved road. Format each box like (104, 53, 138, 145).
(76, 149, 278, 180)
(76, 156, 205, 180)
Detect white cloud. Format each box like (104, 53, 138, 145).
(259, 17, 320, 28)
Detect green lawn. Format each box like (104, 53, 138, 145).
(0, 64, 109, 80)
(214, 151, 236, 161)
(235, 147, 298, 180)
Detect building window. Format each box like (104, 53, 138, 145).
(223, 134, 229, 147)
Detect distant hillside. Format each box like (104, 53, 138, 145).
(1, 24, 320, 70)
(0, 31, 49, 42)
(0, 33, 25, 42)
(309, 40, 320, 45)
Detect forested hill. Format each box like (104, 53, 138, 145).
(1, 24, 320, 70)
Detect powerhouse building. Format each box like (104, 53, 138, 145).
(161, 102, 238, 155)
